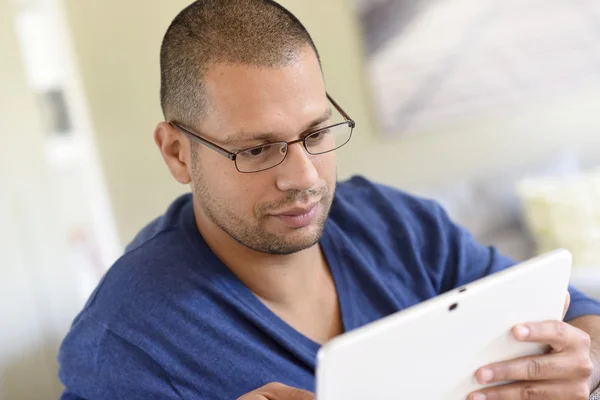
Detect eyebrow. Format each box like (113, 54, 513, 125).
(222, 107, 333, 146)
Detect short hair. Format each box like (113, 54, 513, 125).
(160, 0, 321, 127)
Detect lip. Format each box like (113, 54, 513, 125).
(270, 203, 319, 228)
(273, 204, 318, 216)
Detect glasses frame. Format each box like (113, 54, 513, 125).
(168, 93, 356, 173)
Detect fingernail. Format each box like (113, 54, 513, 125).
(516, 324, 530, 338)
(471, 393, 487, 400)
(479, 368, 494, 384)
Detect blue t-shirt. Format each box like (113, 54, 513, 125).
(58, 176, 600, 400)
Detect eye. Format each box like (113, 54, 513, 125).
(306, 129, 330, 143)
(240, 144, 271, 158)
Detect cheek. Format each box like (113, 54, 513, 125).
(196, 156, 245, 203)
(206, 168, 272, 219)
(237, 177, 276, 217)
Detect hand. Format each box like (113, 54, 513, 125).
(468, 292, 594, 399)
(237, 383, 315, 400)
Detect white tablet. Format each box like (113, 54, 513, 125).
(315, 249, 572, 400)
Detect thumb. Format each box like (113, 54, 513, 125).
(562, 291, 571, 320)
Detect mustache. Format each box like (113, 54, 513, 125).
(257, 186, 329, 215)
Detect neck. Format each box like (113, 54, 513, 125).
(194, 202, 329, 306)
(193, 201, 343, 343)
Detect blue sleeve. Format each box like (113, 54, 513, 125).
(423, 199, 600, 322)
(58, 317, 183, 400)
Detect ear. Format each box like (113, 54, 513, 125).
(154, 122, 192, 184)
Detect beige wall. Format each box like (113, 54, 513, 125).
(61, 0, 189, 245)
(61, 0, 600, 245)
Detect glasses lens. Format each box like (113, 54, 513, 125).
(235, 142, 287, 173)
(304, 122, 352, 155)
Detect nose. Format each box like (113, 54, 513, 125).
(275, 142, 319, 193)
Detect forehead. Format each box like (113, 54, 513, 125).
(201, 50, 328, 139)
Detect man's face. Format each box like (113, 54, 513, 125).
(190, 49, 337, 255)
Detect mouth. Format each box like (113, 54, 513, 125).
(270, 203, 320, 228)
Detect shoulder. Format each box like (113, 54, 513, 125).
(328, 176, 502, 293)
(74, 193, 213, 330)
(330, 175, 449, 240)
(125, 193, 194, 252)
(334, 176, 442, 215)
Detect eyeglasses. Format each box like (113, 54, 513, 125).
(169, 93, 355, 173)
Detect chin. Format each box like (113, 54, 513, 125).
(258, 228, 323, 255)
(264, 239, 320, 256)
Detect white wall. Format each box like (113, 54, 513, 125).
(281, 0, 600, 189)
(0, 1, 80, 397)
(60, 0, 600, 245)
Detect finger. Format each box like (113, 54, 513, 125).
(512, 320, 578, 352)
(468, 379, 590, 400)
(255, 382, 315, 400)
(475, 352, 590, 384)
(563, 291, 571, 320)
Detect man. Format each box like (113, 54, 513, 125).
(58, 1, 600, 399)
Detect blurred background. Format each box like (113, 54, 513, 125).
(2, 0, 600, 398)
